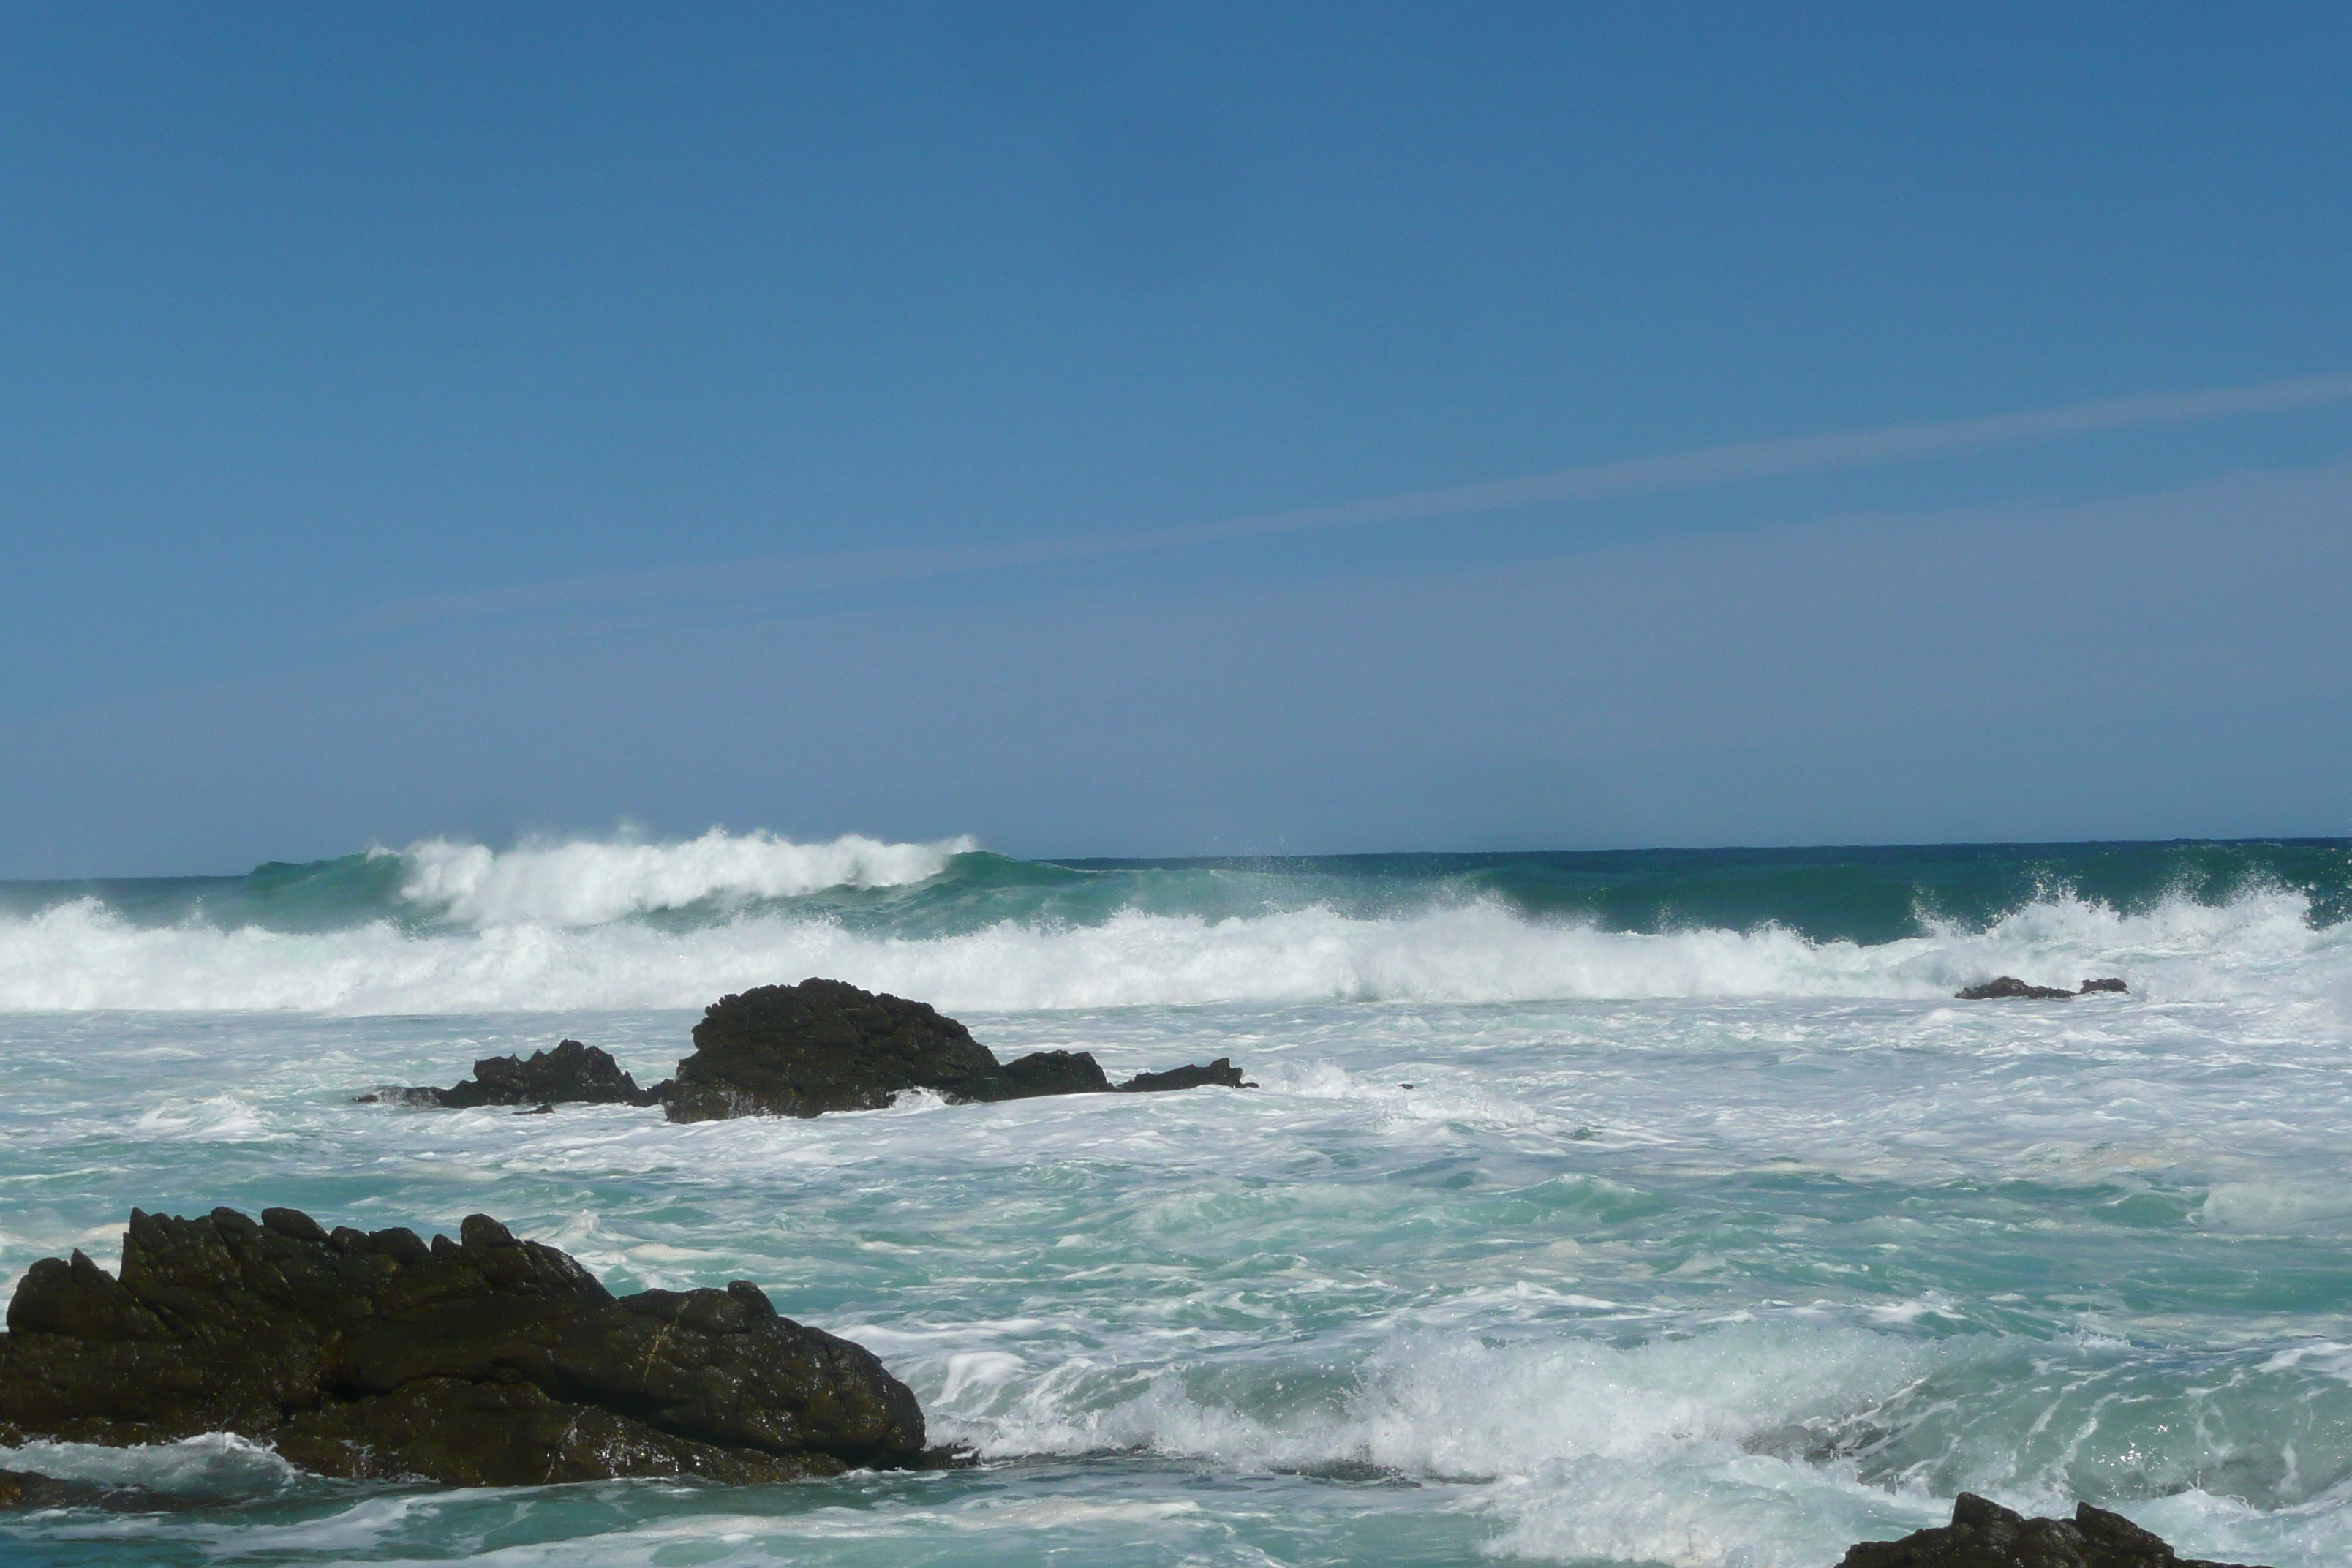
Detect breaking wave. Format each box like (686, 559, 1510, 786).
(0, 859, 2340, 1014)
(393, 829, 978, 927)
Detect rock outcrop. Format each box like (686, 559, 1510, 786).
(0, 1207, 924, 1488)
(360, 1039, 666, 1109)
(1116, 1058, 1249, 1093)
(1956, 977, 2129, 1000)
(663, 978, 1253, 1122)
(1839, 1492, 2267, 1568)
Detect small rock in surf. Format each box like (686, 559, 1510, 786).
(1955, 976, 2128, 1000)
(1836, 1490, 2268, 1567)
(357, 1038, 666, 1109)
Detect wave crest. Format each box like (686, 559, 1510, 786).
(393, 829, 977, 927)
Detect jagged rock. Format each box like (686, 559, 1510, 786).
(1839, 1492, 2267, 1567)
(663, 979, 1252, 1122)
(1117, 1058, 1253, 1092)
(0, 1207, 924, 1488)
(1955, 977, 2128, 1001)
(358, 1039, 666, 1109)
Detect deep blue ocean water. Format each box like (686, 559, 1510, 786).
(3, 834, 2349, 1566)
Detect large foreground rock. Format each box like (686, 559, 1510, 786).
(361, 1039, 665, 1109)
(0, 1207, 924, 1488)
(664, 978, 1251, 1122)
(1839, 1492, 2268, 1568)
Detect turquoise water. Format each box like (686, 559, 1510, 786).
(3, 834, 2350, 1564)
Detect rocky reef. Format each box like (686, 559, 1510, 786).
(1839, 1493, 2268, 1567)
(359, 1038, 666, 1109)
(0, 1206, 925, 1488)
(363, 979, 1251, 1121)
(1956, 976, 2128, 1000)
(663, 977, 1251, 1122)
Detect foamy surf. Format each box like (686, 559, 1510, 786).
(0, 881, 2338, 1014)
(3, 837, 2348, 1567)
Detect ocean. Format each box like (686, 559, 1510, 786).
(2, 834, 2348, 1567)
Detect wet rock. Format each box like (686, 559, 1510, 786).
(1838, 1492, 2268, 1567)
(663, 978, 1252, 1121)
(360, 1039, 666, 1109)
(1954, 976, 2133, 1001)
(0, 1207, 924, 1488)
(990, 1048, 1115, 1099)
(1117, 1058, 1253, 1093)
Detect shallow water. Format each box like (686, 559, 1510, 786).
(3, 839, 2350, 1564)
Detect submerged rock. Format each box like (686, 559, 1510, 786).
(360, 1039, 666, 1109)
(0, 1207, 924, 1488)
(1838, 1491, 2267, 1567)
(663, 978, 1251, 1122)
(0, 1468, 195, 1512)
(1955, 976, 2129, 1000)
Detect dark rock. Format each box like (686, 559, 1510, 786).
(1954, 977, 2131, 1001)
(0, 1207, 924, 1488)
(663, 978, 1252, 1121)
(1838, 1491, 2269, 1567)
(359, 1039, 664, 1109)
(1117, 1058, 1251, 1093)
(1956, 977, 2080, 1001)
(990, 1049, 1115, 1099)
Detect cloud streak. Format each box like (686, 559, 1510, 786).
(360, 369, 2352, 631)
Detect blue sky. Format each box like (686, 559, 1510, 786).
(4, 3, 2349, 873)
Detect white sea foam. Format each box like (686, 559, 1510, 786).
(0, 1431, 306, 1496)
(395, 829, 976, 927)
(940, 1319, 1942, 1475)
(0, 883, 2339, 1014)
(918, 1322, 1957, 1568)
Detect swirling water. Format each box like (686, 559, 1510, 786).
(2, 834, 2350, 1567)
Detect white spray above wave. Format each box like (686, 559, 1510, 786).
(393, 829, 978, 927)
(0, 884, 2337, 1014)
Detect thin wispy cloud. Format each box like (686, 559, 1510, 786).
(359, 369, 2352, 632)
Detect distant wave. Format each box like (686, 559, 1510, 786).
(0, 879, 2337, 1014)
(394, 829, 978, 927)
